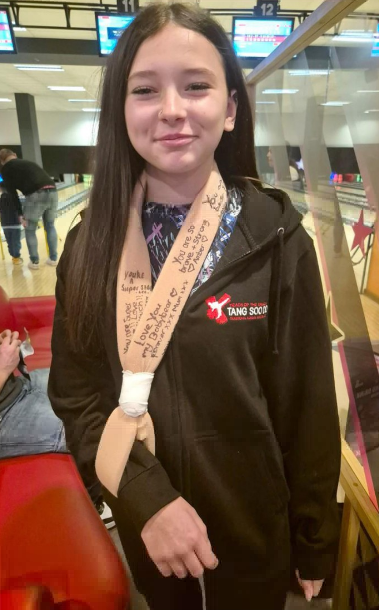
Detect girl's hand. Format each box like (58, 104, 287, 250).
(141, 497, 218, 579)
(296, 570, 324, 602)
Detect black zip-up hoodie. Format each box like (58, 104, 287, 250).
(48, 180, 341, 581)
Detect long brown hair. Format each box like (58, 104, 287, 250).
(66, 2, 260, 349)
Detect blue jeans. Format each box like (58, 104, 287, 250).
(24, 190, 58, 264)
(0, 369, 67, 458)
(3, 227, 21, 258)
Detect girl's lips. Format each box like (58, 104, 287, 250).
(157, 134, 195, 141)
(156, 136, 197, 147)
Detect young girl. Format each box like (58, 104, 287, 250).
(48, 5, 341, 609)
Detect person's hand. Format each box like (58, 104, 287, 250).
(141, 497, 219, 579)
(0, 329, 21, 345)
(0, 330, 21, 376)
(0, 329, 13, 345)
(296, 570, 324, 602)
(21, 218, 28, 228)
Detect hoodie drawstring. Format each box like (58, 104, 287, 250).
(272, 227, 284, 355)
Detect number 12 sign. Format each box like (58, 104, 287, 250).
(254, 0, 279, 17)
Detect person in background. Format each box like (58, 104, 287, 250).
(0, 328, 115, 530)
(267, 145, 304, 189)
(0, 149, 58, 271)
(0, 184, 23, 265)
(286, 144, 305, 191)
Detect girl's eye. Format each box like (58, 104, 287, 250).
(130, 83, 210, 95)
(131, 87, 154, 95)
(187, 82, 210, 91)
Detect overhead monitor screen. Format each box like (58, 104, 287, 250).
(232, 17, 294, 58)
(95, 12, 135, 57)
(0, 7, 16, 54)
(371, 24, 379, 58)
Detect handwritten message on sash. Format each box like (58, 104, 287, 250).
(119, 169, 227, 368)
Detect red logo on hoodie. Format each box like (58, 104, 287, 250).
(206, 293, 231, 325)
(206, 296, 269, 324)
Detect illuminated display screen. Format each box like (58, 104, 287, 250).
(96, 12, 135, 57)
(0, 7, 16, 54)
(233, 18, 294, 58)
(371, 24, 379, 58)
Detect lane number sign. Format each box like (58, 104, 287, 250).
(254, 1, 279, 17)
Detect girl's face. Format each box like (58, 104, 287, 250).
(125, 24, 237, 178)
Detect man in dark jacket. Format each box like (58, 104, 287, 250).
(0, 149, 58, 271)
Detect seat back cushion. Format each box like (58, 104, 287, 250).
(0, 454, 129, 610)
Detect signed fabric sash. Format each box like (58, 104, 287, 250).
(95, 164, 227, 496)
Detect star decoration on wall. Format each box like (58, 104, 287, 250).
(351, 210, 374, 256)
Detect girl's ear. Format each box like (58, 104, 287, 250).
(224, 89, 238, 132)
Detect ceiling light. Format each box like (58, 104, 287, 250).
(289, 70, 332, 76)
(0, 98, 12, 102)
(13, 27, 26, 31)
(69, 99, 97, 103)
(333, 38, 374, 42)
(357, 90, 379, 93)
(262, 89, 299, 94)
(320, 101, 351, 106)
(256, 101, 276, 104)
(16, 65, 64, 71)
(332, 32, 375, 42)
(364, 109, 379, 114)
(82, 108, 101, 112)
(48, 86, 86, 91)
(341, 30, 371, 34)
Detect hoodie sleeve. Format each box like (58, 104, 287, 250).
(48, 227, 180, 529)
(260, 236, 341, 581)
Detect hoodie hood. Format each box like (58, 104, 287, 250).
(234, 178, 303, 251)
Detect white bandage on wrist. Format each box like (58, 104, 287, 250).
(119, 370, 154, 417)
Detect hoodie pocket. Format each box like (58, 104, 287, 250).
(188, 430, 290, 572)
